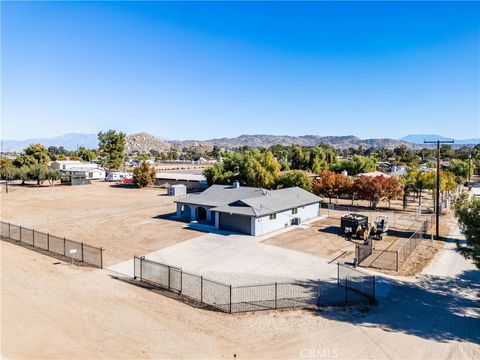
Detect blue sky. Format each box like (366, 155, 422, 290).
(2, 1, 479, 141)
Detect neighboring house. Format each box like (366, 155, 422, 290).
(155, 172, 208, 192)
(64, 167, 106, 180)
(357, 171, 391, 178)
(175, 181, 321, 236)
(50, 160, 98, 172)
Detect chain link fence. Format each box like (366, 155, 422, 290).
(0, 221, 103, 268)
(133, 256, 375, 313)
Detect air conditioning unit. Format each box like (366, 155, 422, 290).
(291, 217, 301, 225)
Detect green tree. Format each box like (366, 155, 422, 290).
(24, 144, 51, 164)
(277, 170, 312, 191)
(136, 153, 150, 161)
(455, 192, 480, 268)
(332, 155, 376, 176)
(45, 168, 62, 186)
(77, 147, 97, 162)
(28, 163, 48, 186)
(13, 153, 37, 168)
(14, 166, 30, 185)
(133, 161, 156, 187)
(98, 130, 126, 172)
(0, 158, 15, 193)
(448, 159, 472, 184)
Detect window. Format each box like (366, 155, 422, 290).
(292, 208, 298, 215)
(269, 213, 276, 220)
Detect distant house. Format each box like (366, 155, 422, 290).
(50, 160, 98, 172)
(357, 171, 391, 178)
(64, 167, 106, 180)
(175, 181, 321, 236)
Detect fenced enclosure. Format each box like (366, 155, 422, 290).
(133, 256, 375, 313)
(0, 221, 103, 268)
(359, 219, 432, 271)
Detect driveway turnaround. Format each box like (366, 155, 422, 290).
(108, 231, 339, 284)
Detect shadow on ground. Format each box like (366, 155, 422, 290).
(317, 269, 480, 344)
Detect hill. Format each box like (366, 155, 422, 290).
(400, 134, 480, 145)
(1, 133, 98, 152)
(125, 132, 171, 153)
(170, 134, 414, 150)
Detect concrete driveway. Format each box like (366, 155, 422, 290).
(108, 230, 339, 285)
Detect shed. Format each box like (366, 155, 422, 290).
(168, 184, 187, 196)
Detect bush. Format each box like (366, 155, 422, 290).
(133, 161, 156, 187)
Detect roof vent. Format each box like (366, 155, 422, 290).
(232, 180, 240, 189)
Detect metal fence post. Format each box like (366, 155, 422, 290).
(81, 242, 84, 262)
(337, 262, 340, 284)
(345, 277, 348, 306)
(372, 275, 376, 303)
(47, 233, 50, 251)
(168, 266, 171, 291)
(274, 282, 277, 309)
(200, 276, 203, 303)
(316, 279, 320, 308)
(8, 222, 11, 238)
(20, 226, 22, 242)
(229, 285, 232, 314)
(396, 251, 399, 272)
(63, 237, 66, 256)
(140, 257, 143, 281)
(100, 247, 103, 269)
(180, 270, 183, 294)
(32, 229, 35, 247)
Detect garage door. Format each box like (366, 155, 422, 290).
(219, 213, 252, 235)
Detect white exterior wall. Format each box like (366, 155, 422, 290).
(87, 169, 106, 179)
(252, 202, 320, 236)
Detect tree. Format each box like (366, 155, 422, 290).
(14, 166, 30, 185)
(448, 159, 473, 184)
(133, 161, 156, 187)
(98, 130, 126, 172)
(77, 147, 97, 162)
(45, 168, 62, 186)
(353, 175, 385, 209)
(0, 158, 15, 193)
(28, 164, 48, 186)
(455, 192, 480, 268)
(313, 171, 351, 203)
(332, 155, 376, 176)
(277, 170, 312, 191)
(24, 144, 51, 165)
(382, 176, 404, 208)
(13, 153, 37, 168)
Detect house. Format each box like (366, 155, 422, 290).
(50, 160, 98, 172)
(64, 167, 106, 180)
(357, 171, 391, 178)
(175, 181, 321, 236)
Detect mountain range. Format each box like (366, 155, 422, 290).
(399, 134, 480, 145)
(1, 132, 479, 153)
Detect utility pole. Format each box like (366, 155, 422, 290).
(424, 139, 454, 239)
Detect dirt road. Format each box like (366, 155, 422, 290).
(2, 239, 478, 359)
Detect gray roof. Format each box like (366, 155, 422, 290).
(176, 184, 320, 217)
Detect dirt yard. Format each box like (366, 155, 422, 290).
(264, 209, 439, 276)
(2, 240, 478, 359)
(0, 182, 202, 266)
